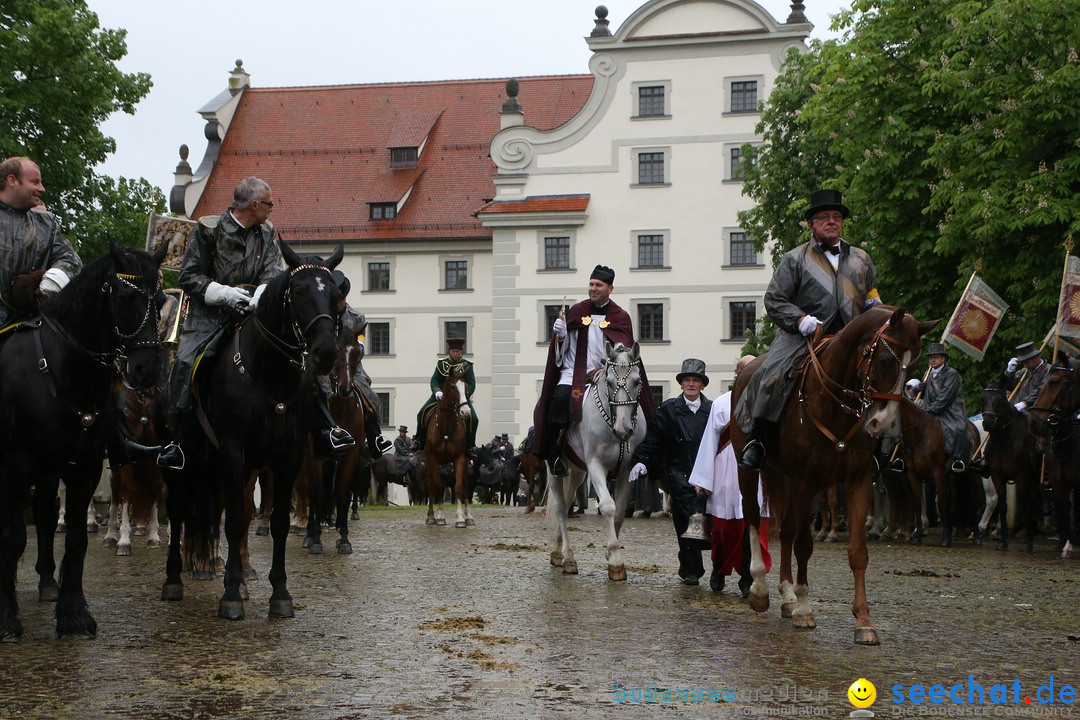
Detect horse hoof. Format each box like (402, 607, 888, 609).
(87, 523, 98, 534)
(910, 535, 922, 546)
(972, 537, 982, 546)
(465, 518, 476, 527)
(854, 627, 881, 646)
(436, 519, 446, 526)
(218, 599, 245, 620)
(192, 570, 214, 581)
(103, 537, 117, 549)
(146, 539, 160, 549)
(161, 583, 183, 601)
(748, 592, 769, 613)
(39, 584, 59, 603)
(0, 628, 22, 643)
(995, 542, 1007, 551)
(55, 523, 65, 534)
(351, 510, 360, 521)
(132, 526, 147, 537)
(337, 541, 353, 555)
(524, 506, 535, 514)
(781, 601, 796, 618)
(1021, 543, 1033, 553)
(242, 568, 257, 581)
(792, 612, 817, 629)
(309, 543, 323, 555)
(940, 538, 952, 548)
(550, 553, 563, 567)
(255, 526, 269, 537)
(116, 544, 132, 557)
(426, 517, 435, 525)
(608, 566, 627, 582)
(301, 536, 312, 548)
(269, 599, 295, 618)
(867, 531, 879, 541)
(563, 560, 578, 575)
(455, 521, 467, 528)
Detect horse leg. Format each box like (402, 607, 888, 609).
(778, 512, 798, 618)
(936, 467, 953, 548)
(825, 482, 840, 542)
(335, 454, 356, 554)
(55, 466, 98, 638)
(32, 476, 61, 603)
(0, 473, 29, 641)
(846, 474, 879, 645)
(161, 471, 185, 601)
(218, 460, 250, 621)
(103, 468, 121, 549)
(588, 460, 625, 581)
(993, 476, 1009, 550)
(147, 500, 162, 548)
(116, 500, 133, 557)
(454, 456, 471, 528)
(790, 517, 816, 630)
(978, 476, 998, 537)
(546, 472, 572, 571)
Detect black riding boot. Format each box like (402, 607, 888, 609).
(312, 391, 354, 460)
(157, 411, 187, 471)
(738, 419, 773, 471)
(544, 385, 571, 476)
(364, 412, 391, 457)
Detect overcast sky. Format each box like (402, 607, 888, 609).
(89, 0, 845, 196)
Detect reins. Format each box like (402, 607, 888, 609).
(593, 354, 642, 474)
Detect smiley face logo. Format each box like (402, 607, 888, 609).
(847, 678, 876, 709)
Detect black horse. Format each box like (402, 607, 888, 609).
(0, 243, 166, 640)
(1027, 357, 1080, 557)
(980, 383, 1041, 552)
(161, 243, 343, 619)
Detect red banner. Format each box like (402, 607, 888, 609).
(942, 276, 1008, 361)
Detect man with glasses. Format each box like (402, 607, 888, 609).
(735, 189, 882, 470)
(160, 176, 290, 469)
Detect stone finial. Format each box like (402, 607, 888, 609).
(591, 5, 611, 37)
(501, 78, 522, 114)
(175, 144, 192, 174)
(228, 58, 250, 91)
(786, 1, 808, 23)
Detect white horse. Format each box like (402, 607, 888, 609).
(547, 342, 647, 581)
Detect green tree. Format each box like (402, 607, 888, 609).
(742, 0, 1080, 405)
(0, 0, 155, 258)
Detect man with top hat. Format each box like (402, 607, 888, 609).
(1005, 341, 1049, 413)
(532, 264, 656, 477)
(416, 336, 478, 451)
(735, 189, 883, 470)
(393, 424, 421, 479)
(628, 359, 713, 585)
(922, 342, 973, 472)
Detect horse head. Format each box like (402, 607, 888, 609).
(1028, 357, 1078, 438)
(980, 383, 1013, 433)
(330, 335, 362, 400)
(258, 243, 343, 376)
(108, 241, 169, 391)
(838, 306, 938, 439)
(601, 342, 643, 442)
(445, 366, 470, 419)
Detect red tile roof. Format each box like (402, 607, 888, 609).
(191, 76, 594, 242)
(477, 195, 590, 214)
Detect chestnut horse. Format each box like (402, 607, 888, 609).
(422, 366, 472, 527)
(732, 306, 937, 645)
(1028, 357, 1080, 558)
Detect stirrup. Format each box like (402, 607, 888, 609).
(738, 439, 764, 471)
(157, 442, 185, 471)
(889, 457, 905, 473)
(549, 457, 568, 477)
(374, 435, 393, 454)
(327, 427, 355, 451)
(951, 459, 966, 473)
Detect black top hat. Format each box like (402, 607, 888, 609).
(675, 358, 709, 386)
(398, 425, 409, 433)
(1014, 342, 1040, 362)
(590, 264, 615, 285)
(446, 337, 465, 351)
(331, 270, 350, 297)
(928, 342, 947, 357)
(804, 189, 851, 221)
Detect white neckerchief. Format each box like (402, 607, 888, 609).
(685, 397, 701, 413)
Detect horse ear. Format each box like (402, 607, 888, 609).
(916, 318, 942, 337)
(629, 342, 640, 362)
(280, 242, 302, 269)
(151, 239, 169, 268)
(325, 243, 344, 270)
(888, 307, 906, 331)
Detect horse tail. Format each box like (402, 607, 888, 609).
(183, 446, 221, 575)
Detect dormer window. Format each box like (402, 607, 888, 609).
(370, 202, 397, 220)
(390, 147, 418, 168)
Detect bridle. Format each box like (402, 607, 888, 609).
(1028, 364, 1078, 443)
(594, 353, 642, 471)
(800, 319, 912, 450)
(240, 264, 335, 375)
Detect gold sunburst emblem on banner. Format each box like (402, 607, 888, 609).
(1069, 290, 1080, 321)
(958, 308, 989, 341)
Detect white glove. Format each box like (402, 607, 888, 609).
(205, 282, 251, 311)
(435, 391, 443, 400)
(798, 315, 821, 336)
(1006, 357, 1019, 374)
(1014, 401, 1026, 412)
(38, 268, 69, 295)
(552, 317, 567, 340)
(628, 462, 647, 483)
(250, 283, 268, 308)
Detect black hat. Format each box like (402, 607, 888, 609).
(928, 342, 947, 357)
(331, 270, 351, 297)
(398, 425, 408, 433)
(1015, 342, 1040, 362)
(501, 433, 509, 439)
(675, 358, 709, 386)
(590, 264, 615, 285)
(804, 189, 851, 221)
(447, 337, 465, 351)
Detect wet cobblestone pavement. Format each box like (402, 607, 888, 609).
(1, 506, 1077, 719)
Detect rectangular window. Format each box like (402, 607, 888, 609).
(730, 232, 756, 266)
(731, 147, 757, 180)
(368, 261, 390, 291)
(638, 303, 664, 342)
(638, 85, 665, 117)
(637, 234, 664, 268)
(544, 304, 562, 341)
(544, 236, 570, 270)
(368, 322, 391, 355)
(730, 301, 756, 339)
(375, 391, 390, 427)
(444, 260, 468, 290)
(638, 152, 665, 185)
(731, 80, 758, 113)
(390, 147, 418, 168)
(444, 321, 467, 346)
(650, 386, 665, 408)
(370, 203, 397, 220)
